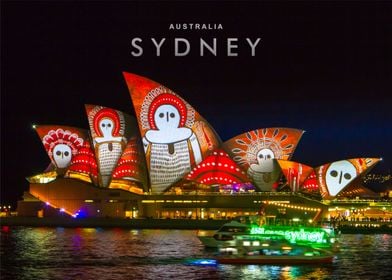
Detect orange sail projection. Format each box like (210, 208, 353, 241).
(85, 104, 135, 188)
(315, 158, 382, 199)
(123, 72, 221, 194)
(223, 128, 304, 191)
(278, 160, 313, 192)
(35, 125, 88, 173)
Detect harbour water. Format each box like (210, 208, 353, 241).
(1, 227, 392, 279)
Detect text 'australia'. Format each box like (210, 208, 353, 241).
(130, 38, 262, 57)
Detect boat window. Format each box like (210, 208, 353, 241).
(213, 234, 233, 241)
(220, 226, 247, 233)
(220, 248, 238, 255)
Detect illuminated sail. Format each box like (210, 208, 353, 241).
(123, 72, 221, 193)
(278, 160, 313, 192)
(315, 158, 382, 199)
(223, 128, 304, 191)
(35, 125, 87, 173)
(110, 136, 148, 194)
(85, 104, 133, 187)
(66, 141, 99, 185)
(301, 171, 320, 194)
(185, 149, 250, 186)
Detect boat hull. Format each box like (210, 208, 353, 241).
(216, 255, 334, 265)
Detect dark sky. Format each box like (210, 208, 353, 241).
(2, 1, 391, 206)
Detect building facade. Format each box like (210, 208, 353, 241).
(18, 73, 385, 222)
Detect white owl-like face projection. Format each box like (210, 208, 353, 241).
(326, 160, 357, 196)
(53, 144, 72, 168)
(250, 148, 275, 173)
(99, 118, 115, 138)
(257, 148, 275, 163)
(258, 148, 275, 171)
(154, 105, 181, 130)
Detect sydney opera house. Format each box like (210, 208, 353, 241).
(17, 73, 383, 221)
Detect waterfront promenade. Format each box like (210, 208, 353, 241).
(2, 217, 392, 233)
(0, 217, 227, 229)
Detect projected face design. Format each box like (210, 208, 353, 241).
(154, 104, 180, 130)
(91, 107, 123, 142)
(53, 144, 72, 168)
(256, 148, 275, 171)
(99, 118, 115, 138)
(326, 160, 356, 196)
(248, 148, 278, 187)
(257, 148, 274, 161)
(88, 106, 126, 188)
(40, 128, 84, 172)
(249, 148, 275, 172)
(142, 92, 202, 193)
(224, 128, 303, 191)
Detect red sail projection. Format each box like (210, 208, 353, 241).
(301, 171, 320, 194)
(35, 125, 87, 173)
(85, 104, 133, 188)
(123, 72, 221, 194)
(111, 136, 148, 194)
(222, 128, 304, 191)
(186, 149, 250, 186)
(66, 141, 98, 185)
(278, 160, 313, 192)
(315, 158, 382, 199)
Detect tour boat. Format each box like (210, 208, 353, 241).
(197, 221, 250, 248)
(198, 221, 338, 250)
(215, 234, 335, 265)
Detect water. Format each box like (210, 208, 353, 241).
(1, 226, 392, 279)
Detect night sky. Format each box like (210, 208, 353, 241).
(2, 1, 391, 206)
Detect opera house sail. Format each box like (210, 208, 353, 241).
(81, 104, 148, 192)
(278, 160, 314, 192)
(123, 72, 221, 194)
(184, 149, 251, 193)
(315, 158, 382, 199)
(222, 128, 304, 191)
(34, 125, 89, 176)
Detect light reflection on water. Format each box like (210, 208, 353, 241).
(1, 227, 392, 279)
